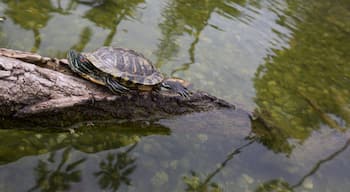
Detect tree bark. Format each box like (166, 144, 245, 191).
(0, 48, 239, 127)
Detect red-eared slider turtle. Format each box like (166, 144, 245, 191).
(67, 47, 190, 97)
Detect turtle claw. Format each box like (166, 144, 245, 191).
(178, 87, 191, 98)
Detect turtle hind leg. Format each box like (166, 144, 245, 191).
(105, 76, 130, 94)
(161, 79, 191, 98)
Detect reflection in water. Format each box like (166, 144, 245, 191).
(95, 144, 137, 191)
(3, 0, 65, 52)
(254, 138, 350, 192)
(253, 0, 350, 154)
(291, 138, 350, 189)
(0, 0, 349, 191)
(54, 26, 93, 58)
(82, 0, 144, 46)
(1, 0, 144, 52)
(55, 0, 76, 12)
(28, 147, 85, 192)
(155, 0, 249, 74)
(0, 121, 170, 165)
(254, 179, 293, 192)
(183, 139, 255, 192)
(70, 26, 93, 52)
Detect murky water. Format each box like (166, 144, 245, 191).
(0, 0, 350, 191)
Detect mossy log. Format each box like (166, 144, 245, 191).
(0, 48, 239, 127)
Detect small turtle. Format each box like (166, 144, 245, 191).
(67, 47, 190, 97)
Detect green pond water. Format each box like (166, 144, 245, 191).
(0, 0, 350, 191)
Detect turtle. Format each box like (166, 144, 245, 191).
(67, 47, 190, 97)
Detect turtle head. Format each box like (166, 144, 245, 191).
(161, 78, 192, 98)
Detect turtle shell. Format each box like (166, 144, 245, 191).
(85, 47, 163, 86)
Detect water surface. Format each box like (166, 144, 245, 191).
(0, 0, 350, 191)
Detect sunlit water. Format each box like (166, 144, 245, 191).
(0, 0, 350, 191)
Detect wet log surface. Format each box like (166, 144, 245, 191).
(0, 48, 240, 127)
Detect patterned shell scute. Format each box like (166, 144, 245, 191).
(85, 47, 163, 85)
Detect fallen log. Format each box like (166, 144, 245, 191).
(0, 48, 239, 127)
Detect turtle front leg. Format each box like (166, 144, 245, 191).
(105, 76, 130, 94)
(161, 78, 191, 98)
(67, 50, 95, 75)
(67, 50, 105, 85)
